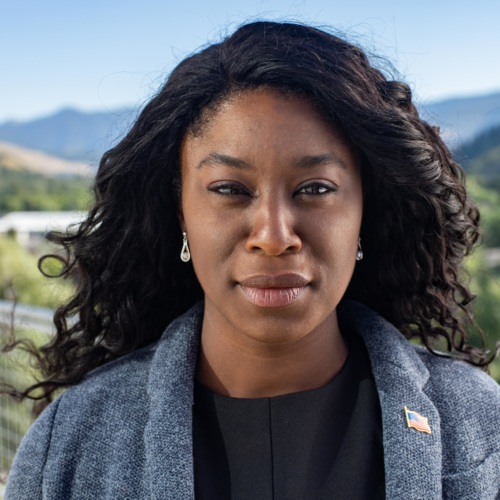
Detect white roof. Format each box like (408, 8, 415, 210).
(0, 211, 86, 233)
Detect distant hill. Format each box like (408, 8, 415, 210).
(0, 145, 91, 213)
(455, 124, 500, 181)
(0, 91, 499, 162)
(0, 141, 88, 177)
(422, 91, 500, 145)
(0, 107, 136, 163)
(0, 141, 91, 212)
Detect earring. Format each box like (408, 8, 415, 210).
(356, 238, 363, 261)
(180, 232, 191, 262)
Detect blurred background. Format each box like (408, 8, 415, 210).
(1, 0, 499, 488)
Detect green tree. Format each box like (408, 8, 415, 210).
(466, 176, 500, 247)
(465, 248, 500, 380)
(0, 166, 91, 213)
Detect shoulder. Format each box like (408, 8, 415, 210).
(415, 346, 499, 407)
(5, 343, 159, 498)
(340, 300, 499, 494)
(52, 340, 159, 429)
(67, 341, 157, 397)
(415, 346, 499, 435)
(415, 347, 500, 486)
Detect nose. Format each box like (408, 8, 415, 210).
(245, 194, 302, 255)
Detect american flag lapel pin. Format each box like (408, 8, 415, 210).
(404, 406, 432, 434)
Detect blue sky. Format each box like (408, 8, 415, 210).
(1, 0, 499, 122)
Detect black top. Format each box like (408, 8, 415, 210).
(193, 335, 385, 499)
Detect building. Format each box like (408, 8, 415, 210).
(0, 211, 85, 248)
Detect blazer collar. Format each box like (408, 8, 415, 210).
(145, 303, 202, 499)
(340, 301, 443, 499)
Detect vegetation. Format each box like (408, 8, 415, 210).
(0, 166, 91, 213)
(1, 327, 50, 476)
(465, 248, 500, 380)
(466, 177, 500, 247)
(0, 235, 71, 481)
(457, 127, 500, 378)
(0, 235, 75, 308)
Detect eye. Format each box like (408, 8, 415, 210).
(295, 181, 337, 196)
(207, 182, 251, 197)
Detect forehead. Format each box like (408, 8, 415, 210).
(182, 89, 355, 162)
(189, 87, 311, 135)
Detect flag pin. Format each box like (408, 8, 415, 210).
(404, 406, 432, 434)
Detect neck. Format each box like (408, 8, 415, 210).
(195, 309, 348, 398)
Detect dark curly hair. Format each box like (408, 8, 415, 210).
(4, 21, 488, 409)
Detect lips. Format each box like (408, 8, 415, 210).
(238, 273, 309, 307)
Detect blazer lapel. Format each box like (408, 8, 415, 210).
(145, 303, 203, 499)
(341, 301, 443, 499)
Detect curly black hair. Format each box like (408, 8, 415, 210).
(4, 21, 487, 409)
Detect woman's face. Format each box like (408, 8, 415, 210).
(180, 89, 363, 345)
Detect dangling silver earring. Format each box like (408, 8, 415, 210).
(356, 238, 363, 261)
(180, 232, 191, 262)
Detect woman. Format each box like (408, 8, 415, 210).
(5, 21, 500, 499)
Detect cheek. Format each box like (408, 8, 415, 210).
(183, 206, 243, 294)
(306, 203, 362, 250)
(303, 205, 361, 284)
(189, 239, 240, 304)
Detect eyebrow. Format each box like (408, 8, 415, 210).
(294, 154, 347, 170)
(198, 153, 252, 170)
(197, 152, 347, 170)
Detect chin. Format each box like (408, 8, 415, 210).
(235, 309, 330, 346)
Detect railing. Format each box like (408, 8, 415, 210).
(0, 300, 55, 335)
(0, 300, 54, 492)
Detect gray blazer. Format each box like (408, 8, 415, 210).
(5, 301, 500, 499)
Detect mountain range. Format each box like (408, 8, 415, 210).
(420, 91, 500, 146)
(0, 107, 137, 164)
(0, 91, 499, 164)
